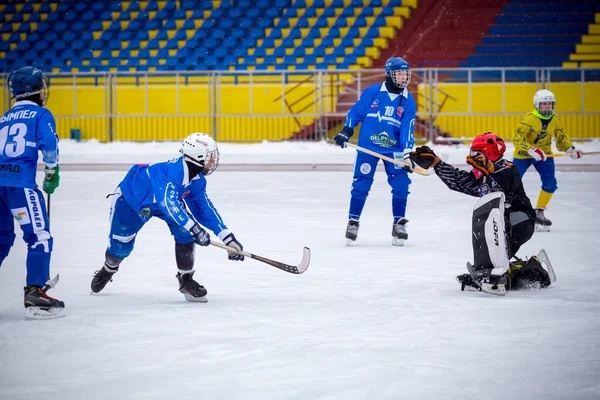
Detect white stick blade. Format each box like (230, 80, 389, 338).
(296, 247, 311, 274)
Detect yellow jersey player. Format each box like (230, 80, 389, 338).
(512, 89, 583, 231)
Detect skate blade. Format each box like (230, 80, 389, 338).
(25, 306, 66, 320)
(535, 224, 551, 232)
(478, 282, 506, 296)
(391, 237, 406, 246)
(345, 238, 355, 246)
(183, 293, 208, 303)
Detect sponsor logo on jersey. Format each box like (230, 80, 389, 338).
(365, 110, 401, 127)
(182, 190, 190, 198)
(397, 106, 404, 116)
(359, 163, 371, 175)
(139, 207, 151, 219)
(534, 131, 546, 144)
(12, 207, 30, 225)
(0, 163, 21, 173)
(369, 131, 397, 148)
(370, 99, 379, 108)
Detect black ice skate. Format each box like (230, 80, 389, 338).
(392, 218, 409, 246)
(456, 274, 481, 292)
(91, 264, 119, 294)
(24, 286, 66, 320)
(176, 270, 208, 302)
(345, 219, 360, 246)
(535, 208, 552, 232)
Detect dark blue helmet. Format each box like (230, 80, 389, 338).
(7, 66, 49, 105)
(384, 57, 411, 89)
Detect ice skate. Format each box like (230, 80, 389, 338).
(91, 264, 119, 294)
(391, 218, 408, 246)
(535, 208, 551, 232)
(177, 270, 208, 302)
(24, 286, 65, 320)
(466, 263, 507, 296)
(345, 219, 359, 245)
(456, 274, 481, 292)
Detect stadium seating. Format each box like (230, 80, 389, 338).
(466, 0, 600, 67)
(0, 0, 418, 73)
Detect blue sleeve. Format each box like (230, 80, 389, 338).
(36, 110, 59, 167)
(344, 85, 377, 129)
(150, 167, 195, 230)
(186, 184, 229, 238)
(399, 95, 417, 150)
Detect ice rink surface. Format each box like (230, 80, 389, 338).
(1, 141, 600, 400)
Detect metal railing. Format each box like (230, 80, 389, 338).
(1, 67, 598, 142)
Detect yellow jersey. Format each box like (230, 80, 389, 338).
(512, 112, 573, 160)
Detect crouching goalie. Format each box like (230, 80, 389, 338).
(410, 132, 555, 295)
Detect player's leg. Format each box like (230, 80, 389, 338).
(11, 188, 64, 315)
(384, 158, 412, 246)
(533, 159, 557, 231)
(91, 193, 145, 293)
(346, 152, 378, 244)
(0, 187, 16, 266)
(165, 222, 208, 302)
(469, 192, 509, 295)
(507, 210, 535, 257)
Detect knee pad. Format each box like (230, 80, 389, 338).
(388, 173, 411, 198)
(541, 178, 557, 193)
(351, 176, 374, 199)
(175, 241, 195, 270)
(108, 232, 136, 259)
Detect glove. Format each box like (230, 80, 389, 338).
(409, 146, 441, 169)
(528, 147, 547, 162)
(334, 126, 353, 148)
(190, 223, 210, 246)
(402, 149, 414, 173)
(43, 165, 60, 195)
(466, 151, 494, 177)
(223, 233, 244, 261)
(567, 147, 582, 159)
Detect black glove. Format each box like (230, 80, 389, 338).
(334, 126, 353, 148)
(223, 233, 244, 261)
(402, 149, 414, 173)
(190, 223, 210, 246)
(466, 151, 494, 177)
(410, 146, 441, 169)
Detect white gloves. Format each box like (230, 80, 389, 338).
(528, 147, 547, 162)
(567, 147, 583, 159)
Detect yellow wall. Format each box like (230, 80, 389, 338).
(2, 77, 599, 141)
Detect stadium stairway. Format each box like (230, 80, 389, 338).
(1, 0, 419, 73)
(466, 0, 600, 67)
(378, 0, 508, 68)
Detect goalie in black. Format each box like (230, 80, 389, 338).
(410, 132, 554, 295)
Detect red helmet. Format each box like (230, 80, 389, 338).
(470, 132, 506, 162)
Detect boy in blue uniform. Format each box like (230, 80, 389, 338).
(334, 57, 417, 246)
(0, 66, 63, 319)
(91, 133, 244, 302)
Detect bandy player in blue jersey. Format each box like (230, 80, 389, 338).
(0, 66, 63, 319)
(334, 57, 417, 246)
(90, 133, 245, 303)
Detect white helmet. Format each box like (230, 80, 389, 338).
(533, 89, 556, 118)
(180, 133, 220, 176)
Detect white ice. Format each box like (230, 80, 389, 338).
(1, 141, 600, 400)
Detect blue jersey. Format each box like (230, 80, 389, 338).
(0, 100, 59, 189)
(118, 156, 229, 237)
(344, 83, 416, 153)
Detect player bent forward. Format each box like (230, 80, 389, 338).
(90, 133, 244, 302)
(410, 133, 554, 295)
